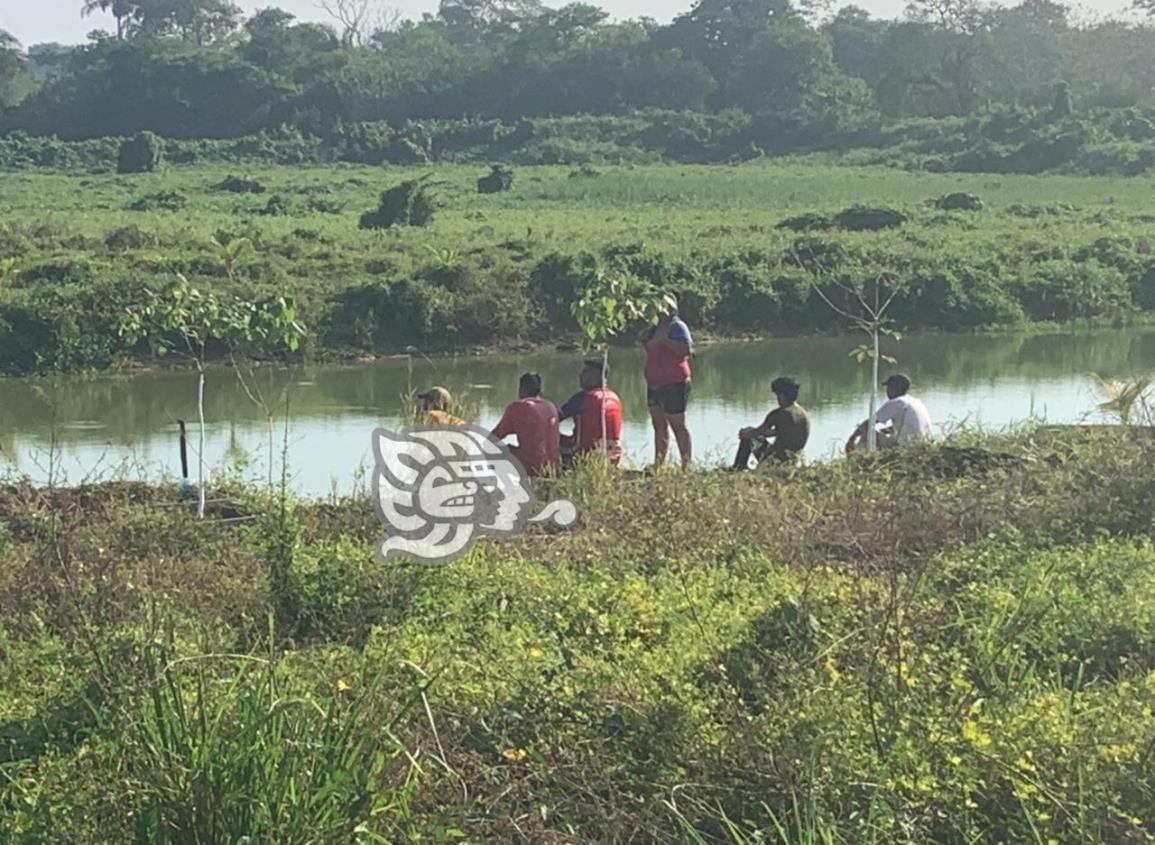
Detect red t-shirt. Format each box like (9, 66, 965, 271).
(493, 396, 561, 475)
(644, 317, 692, 387)
(575, 387, 623, 463)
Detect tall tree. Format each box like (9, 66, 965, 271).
(895, 0, 992, 115)
(439, 0, 545, 35)
(0, 30, 28, 108)
(81, 0, 142, 40)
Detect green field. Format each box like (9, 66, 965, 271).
(3, 431, 1155, 843)
(2, 161, 1154, 373)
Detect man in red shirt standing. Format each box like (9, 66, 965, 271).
(642, 296, 693, 469)
(492, 373, 562, 476)
(559, 359, 624, 466)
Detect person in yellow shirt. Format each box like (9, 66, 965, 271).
(417, 386, 466, 426)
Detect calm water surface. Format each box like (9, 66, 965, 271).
(1, 330, 1152, 497)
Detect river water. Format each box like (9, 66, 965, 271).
(1, 329, 1151, 497)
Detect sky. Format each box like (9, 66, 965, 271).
(0, 0, 1141, 46)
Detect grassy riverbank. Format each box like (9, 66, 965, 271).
(2, 162, 1154, 373)
(3, 428, 1155, 843)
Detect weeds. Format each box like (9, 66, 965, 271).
(3, 430, 1155, 842)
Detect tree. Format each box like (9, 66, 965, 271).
(318, 0, 401, 46)
(656, 0, 799, 105)
(81, 0, 141, 40)
(571, 271, 670, 460)
(136, 0, 243, 45)
(982, 0, 1067, 107)
(793, 245, 904, 451)
(0, 30, 27, 108)
(118, 130, 165, 172)
(900, 0, 992, 115)
(439, 0, 546, 35)
(1135, 0, 1154, 15)
(824, 5, 889, 86)
(83, 0, 241, 44)
(119, 276, 305, 516)
(240, 10, 339, 75)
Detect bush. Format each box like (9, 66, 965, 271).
(116, 132, 164, 174)
(104, 225, 153, 250)
(129, 190, 187, 212)
(935, 192, 983, 211)
(306, 197, 345, 214)
(256, 195, 292, 216)
(213, 175, 267, 194)
(776, 212, 833, 232)
(477, 164, 515, 194)
(358, 178, 436, 229)
(833, 205, 908, 231)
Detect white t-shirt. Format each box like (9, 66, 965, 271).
(873, 395, 933, 444)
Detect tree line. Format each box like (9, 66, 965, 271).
(0, 0, 1153, 144)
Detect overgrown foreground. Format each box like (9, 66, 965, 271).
(2, 431, 1155, 843)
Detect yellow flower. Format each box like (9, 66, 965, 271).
(502, 748, 527, 762)
(335, 679, 351, 693)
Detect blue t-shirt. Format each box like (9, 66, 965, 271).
(560, 391, 585, 421)
(667, 317, 692, 345)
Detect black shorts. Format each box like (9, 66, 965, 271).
(647, 382, 691, 415)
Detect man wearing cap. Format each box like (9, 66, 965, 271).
(493, 372, 562, 476)
(418, 386, 466, 426)
(845, 373, 933, 453)
(732, 376, 810, 470)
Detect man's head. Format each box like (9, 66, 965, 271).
(771, 376, 800, 406)
(580, 359, 606, 391)
(884, 373, 912, 400)
(519, 372, 543, 399)
(418, 386, 452, 411)
(659, 293, 679, 323)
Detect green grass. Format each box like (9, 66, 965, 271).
(1, 160, 1154, 374)
(3, 430, 1155, 842)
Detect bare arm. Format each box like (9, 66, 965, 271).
(741, 412, 777, 440)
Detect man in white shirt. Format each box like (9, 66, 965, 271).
(845, 374, 933, 453)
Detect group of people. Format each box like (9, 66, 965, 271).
(415, 298, 934, 475)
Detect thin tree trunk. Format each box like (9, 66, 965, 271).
(197, 369, 206, 519)
(867, 328, 880, 452)
(268, 415, 275, 492)
(601, 347, 609, 456)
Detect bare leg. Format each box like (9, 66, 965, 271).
(649, 404, 670, 468)
(667, 413, 692, 468)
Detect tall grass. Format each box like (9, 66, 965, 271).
(125, 642, 422, 844)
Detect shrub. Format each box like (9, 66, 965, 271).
(129, 190, 187, 212)
(776, 212, 833, 232)
(358, 178, 436, 229)
(104, 225, 154, 251)
(935, 192, 983, 211)
(116, 132, 164, 174)
(257, 195, 292, 216)
(306, 197, 345, 214)
(213, 175, 267, 194)
(833, 205, 908, 231)
(477, 164, 515, 194)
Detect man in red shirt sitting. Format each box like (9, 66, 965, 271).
(559, 359, 624, 466)
(492, 373, 562, 476)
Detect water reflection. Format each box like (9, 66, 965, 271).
(0, 330, 1149, 496)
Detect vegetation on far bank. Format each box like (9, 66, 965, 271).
(3, 0, 1155, 177)
(3, 428, 1155, 842)
(1, 161, 1154, 375)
